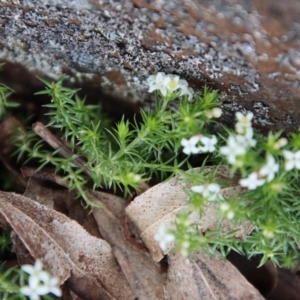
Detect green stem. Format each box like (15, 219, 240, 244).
(111, 127, 150, 162)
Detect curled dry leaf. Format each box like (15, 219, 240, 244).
(90, 190, 166, 300)
(24, 177, 54, 208)
(165, 251, 265, 300)
(126, 166, 254, 262)
(22, 170, 102, 239)
(0, 191, 134, 299)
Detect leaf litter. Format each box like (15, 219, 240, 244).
(0, 117, 297, 299)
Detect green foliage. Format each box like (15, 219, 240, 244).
(0, 88, 18, 122)
(14, 77, 219, 206)
(0, 230, 12, 254)
(0, 263, 27, 300)
(8, 73, 300, 268)
(0, 63, 19, 120)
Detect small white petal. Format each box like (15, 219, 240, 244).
(39, 271, 50, 283)
(211, 107, 222, 118)
(295, 150, 300, 160)
(259, 155, 279, 182)
(21, 265, 35, 275)
(199, 135, 217, 152)
(49, 287, 62, 297)
(36, 285, 50, 296)
(235, 112, 244, 120)
(239, 172, 265, 190)
(191, 185, 204, 193)
(189, 136, 201, 145)
(283, 150, 293, 160)
(20, 286, 34, 296)
(285, 161, 294, 171)
(181, 136, 201, 155)
(28, 275, 40, 289)
(154, 225, 175, 251)
(166, 75, 180, 91)
(227, 211, 235, 220)
(180, 138, 189, 147)
(220, 203, 230, 211)
(208, 183, 221, 193)
(34, 260, 43, 272)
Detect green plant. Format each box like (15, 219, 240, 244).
(13, 76, 219, 206)
(0, 63, 19, 120)
(0, 263, 27, 300)
(8, 72, 300, 268)
(0, 230, 12, 254)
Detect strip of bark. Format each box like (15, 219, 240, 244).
(32, 122, 92, 178)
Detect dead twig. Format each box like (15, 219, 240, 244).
(32, 122, 93, 178)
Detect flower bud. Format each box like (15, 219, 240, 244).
(274, 138, 288, 149)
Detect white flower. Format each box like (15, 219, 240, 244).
(180, 241, 191, 256)
(41, 273, 62, 297)
(259, 155, 279, 182)
(181, 136, 201, 155)
(127, 172, 141, 182)
(235, 112, 253, 134)
(147, 72, 170, 96)
(165, 74, 180, 92)
(199, 135, 217, 153)
(283, 150, 300, 171)
(178, 79, 194, 101)
(179, 87, 194, 102)
(274, 138, 288, 149)
(191, 183, 222, 201)
(211, 107, 222, 118)
(239, 172, 265, 190)
(20, 280, 49, 300)
(220, 135, 246, 164)
(154, 224, 175, 251)
(20, 260, 62, 300)
(243, 128, 257, 147)
(21, 260, 48, 280)
(219, 203, 234, 219)
(262, 228, 275, 239)
(147, 73, 194, 101)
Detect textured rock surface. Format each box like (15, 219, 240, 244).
(1, 0, 300, 132)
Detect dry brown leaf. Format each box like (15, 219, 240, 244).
(67, 276, 116, 300)
(0, 191, 134, 299)
(126, 166, 254, 262)
(165, 251, 265, 300)
(11, 231, 35, 266)
(90, 190, 166, 300)
(22, 169, 102, 239)
(24, 177, 54, 208)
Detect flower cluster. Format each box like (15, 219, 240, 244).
(154, 224, 175, 251)
(20, 260, 61, 300)
(219, 202, 235, 220)
(191, 183, 223, 201)
(219, 111, 280, 190)
(283, 150, 300, 171)
(219, 112, 300, 193)
(220, 112, 256, 165)
(147, 72, 194, 101)
(147, 72, 300, 265)
(181, 135, 217, 155)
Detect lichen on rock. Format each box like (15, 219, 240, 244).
(0, 0, 300, 131)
